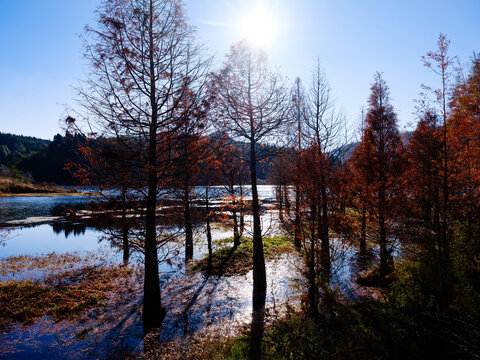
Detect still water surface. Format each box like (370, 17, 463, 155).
(0, 185, 371, 358)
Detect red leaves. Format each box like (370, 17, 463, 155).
(448, 57, 480, 212)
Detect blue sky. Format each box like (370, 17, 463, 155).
(0, 0, 479, 140)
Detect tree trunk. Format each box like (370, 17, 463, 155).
(250, 140, 266, 309)
(143, 160, 164, 332)
(249, 302, 265, 360)
(206, 186, 213, 272)
(231, 179, 240, 247)
(121, 187, 130, 266)
(249, 138, 266, 360)
(294, 183, 301, 248)
(439, 67, 452, 309)
(319, 175, 330, 285)
(283, 182, 290, 210)
(441, 115, 451, 304)
(122, 231, 130, 265)
(233, 204, 240, 248)
(378, 185, 389, 280)
(309, 198, 319, 320)
(239, 182, 245, 236)
(184, 189, 193, 263)
(277, 185, 284, 221)
(143, 0, 165, 333)
(360, 205, 367, 256)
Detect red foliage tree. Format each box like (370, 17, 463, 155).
(448, 56, 480, 290)
(350, 73, 404, 280)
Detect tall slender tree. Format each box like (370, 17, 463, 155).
(290, 77, 308, 248)
(215, 139, 249, 247)
(304, 61, 346, 287)
(405, 111, 442, 234)
(420, 34, 456, 302)
(350, 73, 403, 280)
(448, 55, 480, 295)
(171, 94, 210, 264)
(69, 0, 210, 333)
(211, 40, 290, 359)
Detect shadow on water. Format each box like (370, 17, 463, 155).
(0, 208, 301, 357)
(178, 245, 238, 336)
(0, 187, 304, 358)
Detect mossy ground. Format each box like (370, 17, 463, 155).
(190, 236, 294, 276)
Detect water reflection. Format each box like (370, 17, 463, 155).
(51, 222, 87, 237)
(0, 223, 104, 258)
(0, 187, 289, 356)
(0, 195, 92, 220)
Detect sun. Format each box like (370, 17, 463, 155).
(239, 5, 278, 47)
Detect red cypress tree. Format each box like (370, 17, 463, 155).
(350, 73, 404, 281)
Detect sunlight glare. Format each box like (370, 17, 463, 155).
(239, 5, 278, 47)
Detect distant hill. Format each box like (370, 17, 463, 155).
(0, 132, 86, 185)
(0, 133, 49, 164)
(18, 134, 87, 185)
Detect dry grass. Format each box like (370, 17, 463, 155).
(0, 176, 68, 195)
(0, 253, 135, 329)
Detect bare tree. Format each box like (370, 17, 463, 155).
(170, 97, 210, 264)
(304, 61, 346, 289)
(68, 0, 210, 334)
(290, 77, 308, 248)
(214, 138, 249, 248)
(211, 40, 290, 359)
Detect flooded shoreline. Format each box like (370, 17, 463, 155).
(0, 185, 378, 358)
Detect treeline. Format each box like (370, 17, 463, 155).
(0, 132, 49, 179)
(18, 133, 88, 184)
(0, 132, 49, 162)
(0, 131, 280, 185)
(0, 132, 88, 184)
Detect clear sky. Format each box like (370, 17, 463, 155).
(0, 0, 479, 140)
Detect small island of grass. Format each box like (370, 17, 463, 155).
(190, 236, 294, 277)
(0, 177, 89, 197)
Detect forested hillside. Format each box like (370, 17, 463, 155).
(0, 132, 86, 185)
(0, 133, 49, 165)
(0, 131, 281, 185)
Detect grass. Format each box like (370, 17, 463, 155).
(0, 176, 86, 196)
(0, 176, 62, 194)
(0, 252, 104, 278)
(356, 264, 395, 287)
(0, 262, 134, 329)
(144, 333, 243, 360)
(190, 236, 294, 276)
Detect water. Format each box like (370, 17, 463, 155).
(0, 185, 276, 221)
(0, 185, 277, 257)
(192, 184, 275, 202)
(0, 224, 104, 259)
(0, 195, 92, 221)
(0, 185, 371, 358)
